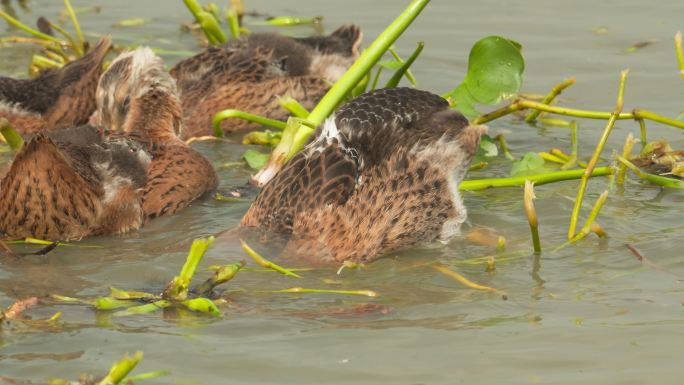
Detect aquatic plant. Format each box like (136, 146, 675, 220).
(0, 0, 93, 74)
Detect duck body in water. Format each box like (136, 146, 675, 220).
(0, 47, 217, 241)
(240, 87, 486, 264)
(0, 37, 111, 134)
(170, 25, 362, 138)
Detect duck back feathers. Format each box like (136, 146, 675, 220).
(241, 87, 486, 264)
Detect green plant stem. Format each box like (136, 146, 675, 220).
(0, 118, 24, 150)
(568, 70, 628, 240)
(213, 109, 287, 137)
(278, 96, 310, 118)
(240, 239, 302, 278)
(459, 167, 612, 191)
(253, 0, 431, 186)
(97, 352, 143, 385)
(32, 54, 62, 69)
(370, 66, 383, 91)
(637, 118, 647, 148)
(524, 78, 576, 122)
(524, 181, 541, 254)
(495, 134, 515, 160)
(46, 21, 82, 56)
(473, 99, 684, 130)
(675, 31, 684, 81)
(554, 190, 609, 251)
(616, 156, 684, 188)
(616, 133, 636, 186)
(163, 237, 215, 301)
(63, 0, 85, 54)
(226, 8, 240, 39)
(388, 46, 418, 85)
(385, 42, 423, 87)
(272, 287, 378, 297)
(0, 10, 63, 43)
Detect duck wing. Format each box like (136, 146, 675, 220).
(0, 37, 111, 133)
(0, 133, 103, 240)
(141, 144, 217, 221)
(241, 139, 358, 233)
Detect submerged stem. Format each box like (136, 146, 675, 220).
(567, 70, 628, 239)
(524, 78, 576, 123)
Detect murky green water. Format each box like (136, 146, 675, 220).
(1, 0, 683, 384)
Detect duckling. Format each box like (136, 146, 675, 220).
(170, 24, 362, 138)
(92, 47, 218, 221)
(240, 87, 487, 264)
(0, 47, 217, 241)
(0, 37, 111, 134)
(0, 124, 150, 240)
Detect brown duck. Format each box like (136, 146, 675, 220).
(170, 25, 362, 138)
(0, 37, 111, 134)
(240, 87, 487, 264)
(0, 47, 217, 241)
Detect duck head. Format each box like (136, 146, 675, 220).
(91, 47, 183, 143)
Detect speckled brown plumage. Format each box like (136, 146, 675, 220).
(170, 25, 362, 138)
(0, 37, 111, 134)
(94, 47, 218, 221)
(0, 125, 150, 240)
(241, 87, 487, 264)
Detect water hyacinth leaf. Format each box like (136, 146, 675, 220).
(510, 152, 547, 177)
(445, 36, 525, 117)
(163, 237, 215, 301)
(181, 298, 221, 316)
(475, 134, 498, 161)
(243, 149, 270, 170)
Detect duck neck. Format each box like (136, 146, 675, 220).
(123, 86, 184, 144)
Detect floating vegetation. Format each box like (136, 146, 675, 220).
(0, 0, 95, 73)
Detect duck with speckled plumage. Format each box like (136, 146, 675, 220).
(240, 87, 486, 265)
(0, 47, 217, 241)
(170, 25, 362, 138)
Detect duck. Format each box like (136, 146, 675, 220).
(0, 37, 111, 134)
(170, 24, 362, 138)
(0, 47, 217, 241)
(240, 87, 487, 264)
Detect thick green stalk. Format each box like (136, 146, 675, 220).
(459, 167, 613, 191)
(97, 352, 143, 385)
(568, 70, 628, 239)
(213, 109, 287, 137)
(163, 237, 215, 301)
(524, 78, 576, 122)
(253, 0, 431, 186)
(278, 96, 310, 118)
(637, 118, 647, 148)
